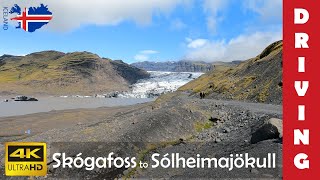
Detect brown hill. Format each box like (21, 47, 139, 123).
(179, 40, 283, 104)
(0, 51, 149, 95)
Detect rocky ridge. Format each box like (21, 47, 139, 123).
(131, 61, 218, 72)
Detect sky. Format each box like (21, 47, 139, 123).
(0, 0, 282, 63)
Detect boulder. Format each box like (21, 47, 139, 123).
(251, 118, 282, 144)
(214, 138, 222, 143)
(223, 127, 231, 133)
(209, 116, 220, 123)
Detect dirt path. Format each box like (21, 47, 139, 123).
(205, 99, 282, 114)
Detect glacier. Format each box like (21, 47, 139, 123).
(117, 71, 203, 98)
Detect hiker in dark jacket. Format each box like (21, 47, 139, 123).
(200, 92, 205, 99)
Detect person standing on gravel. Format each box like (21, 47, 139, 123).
(200, 92, 205, 99)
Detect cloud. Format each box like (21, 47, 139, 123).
(185, 31, 282, 62)
(186, 38, 208, 49)
(134, 49, 159, 61)
(243, 0, 282, 21)
(203, 0, 229, 34)
(170, 18, 187, 30)
(1, 0, 189, 31)
(140, 50, 159, 54)
(134, 54, 149, 61)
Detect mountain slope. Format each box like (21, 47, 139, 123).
(0, 51, 149, 95)
(179, 40, 283, 104)
(131, 61, 216, 72)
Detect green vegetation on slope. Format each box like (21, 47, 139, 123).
(179, 40, 283, 104)
(0, 51, 149, 95)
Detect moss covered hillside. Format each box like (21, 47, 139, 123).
(0, 51, 149, 95)
(179, 40, 283, 104)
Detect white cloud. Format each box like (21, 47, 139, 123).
(203, 0, 229, 33)
(244, 0, 282, 21)
(140, 50, 159, 54)
(1, 0, 189, 31)
(134, 54, 149, 61)
(187, 39, 208, 49)
(134, 49, 159, 61)
(185, 31, 282, 62)
(170, 18, 187, 30)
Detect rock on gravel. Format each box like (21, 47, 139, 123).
(251, 118, 282, 144)
(223, 127, 231, 133)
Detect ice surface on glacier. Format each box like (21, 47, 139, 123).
(118, 71, 203, 98)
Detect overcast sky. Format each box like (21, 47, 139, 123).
(0, 0, 282, 63)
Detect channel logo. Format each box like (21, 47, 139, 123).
(5, 142, 47, 176)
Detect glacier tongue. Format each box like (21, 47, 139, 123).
(118, 71, 203, 98)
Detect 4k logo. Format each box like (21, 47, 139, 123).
(5, 142, 47, 176)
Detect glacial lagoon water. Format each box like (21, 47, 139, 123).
(0, 71, 202, 117)
(0, 97, 154, 118)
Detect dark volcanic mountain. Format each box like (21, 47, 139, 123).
(131, 61, 215, 72)
(179, 40, 283, 104)
(0, 51, 149, 95)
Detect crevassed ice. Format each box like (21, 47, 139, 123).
(118, 71, 203, 98)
